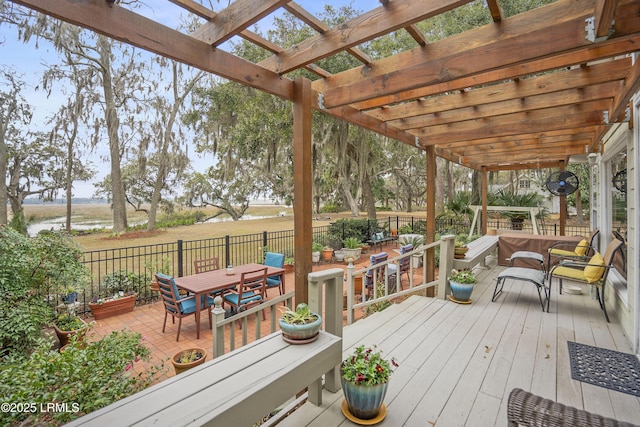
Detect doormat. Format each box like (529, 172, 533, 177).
(567, 341, 640, 397)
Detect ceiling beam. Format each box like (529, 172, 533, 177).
(413, 99, 609, 145)
(350, 33, 640, 110)
(484, 161, 563, 172)
(389, 82, 620, 130)
(594, 0, 618, 39)
(366, 58, 631, 121)
(10, 0, 295, 101)
(283, 2, 372, 66)
(258, 0, 472, 74)
(486, 0, 502, 22)
(190, 0, 289, 47)
(610, 56, 640, 122)
(320, 8, 617, 108)
(312, 0, 591, 94)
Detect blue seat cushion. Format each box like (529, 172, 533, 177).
(266, 276, 281, 288)
(264, 252, 285, 268)
(224, 292, 263, 306)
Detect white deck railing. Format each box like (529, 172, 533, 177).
(211, 291, 294, 357)
(344, 235, 457, 324)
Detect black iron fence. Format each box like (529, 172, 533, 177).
(75, 215, 591, 313)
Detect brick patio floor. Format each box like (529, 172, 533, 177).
(85, 242, 414, 382)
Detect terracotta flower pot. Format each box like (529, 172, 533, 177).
(321, 249, 333, 261)
(89, 293, 137, 320)
(53, 318, 87, 347)
(172, 347, 207, 375)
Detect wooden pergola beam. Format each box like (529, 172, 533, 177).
(413, 99, 609, 145)
(389, 82, 620, 130)
(11, 0, 295, 101)
(258, 0, 471, 74)
(321, 10, 616, 108)
(366, 58, 631, 122)
(191, 0, 289, 47)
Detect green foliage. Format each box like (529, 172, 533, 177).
(311, 242, 324, 253)
(449, 269, 477, 284)
(328, 219, 371, 243)
(97, 270, 147, 300)
(0, 330, 165, 425)
(129, 210, 207, 231)
(343, 237, 362, 249)
(279, 303, 319, 325)
(0, 226, 88, 358)
(177, 349, 205, 363)
(54, 313, 85, 332)
(341, 345, 397, 386)
(319, 202, 339, 213)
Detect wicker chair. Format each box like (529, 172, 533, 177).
(507, 388, 639, 427)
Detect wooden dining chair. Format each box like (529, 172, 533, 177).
(263, 252, 285, 296)
(155, 273, 214, 341)
(223, 267, 268, 320)
(194, 257, 219, 274)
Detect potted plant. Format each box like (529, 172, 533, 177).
(448, 268, 477, 303)
(321, 246, 334, 261)
(279, 303, 322, 343)
(311, 242, 323, 263)
(284, 257, 295, 273)
(146, 256, 171, 292)
(171, 347, 207, 375)
(89, 270, 142, 320)
(52, 313, 88, 347)
(342, 237, 363, 263)
(340, 345, 398, 422)
(334, 250, 345, 263)
(454, 236, 471, 259)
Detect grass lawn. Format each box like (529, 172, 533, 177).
(24, 203, 413, 251)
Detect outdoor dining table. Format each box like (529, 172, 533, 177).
(174, 263, 285, 339)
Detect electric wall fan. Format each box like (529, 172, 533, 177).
(612, 170, 627, 193)
(545, 171, 579, 196)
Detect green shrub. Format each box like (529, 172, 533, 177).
(327, 218, 372, 243)
(0, 226, 88, 358)
(99, 270, 148, 298)
(0, 330, 165, 425)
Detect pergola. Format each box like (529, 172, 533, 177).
(11, 0, 640, 302)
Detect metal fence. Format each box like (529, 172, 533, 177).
(76, 215, 591, 313)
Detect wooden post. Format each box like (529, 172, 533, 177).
(425, 146, 436, 294)
(481, 166, 488, 235)
(438, 235, 456, 300)
(293, 77, 313, 304)
(559, 160, 566, 236)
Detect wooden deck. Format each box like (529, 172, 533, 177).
(280, 264, 640, 426)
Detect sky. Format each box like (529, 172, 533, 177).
(0, 1, 372, 198)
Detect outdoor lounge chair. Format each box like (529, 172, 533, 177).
(507, 388, 638, 427)
(364, 252, 391, 298)
(389, 243, 413, 290)
(156, 273, 214, 341)
(548, 238, 624, 322)
(547, 228, 599, 270)
(263, 252, 285, 296)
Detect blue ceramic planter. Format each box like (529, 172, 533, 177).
(449, 280, 474, 302)
(279, 313, 322, 341)
(341, 376, 388, 420)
